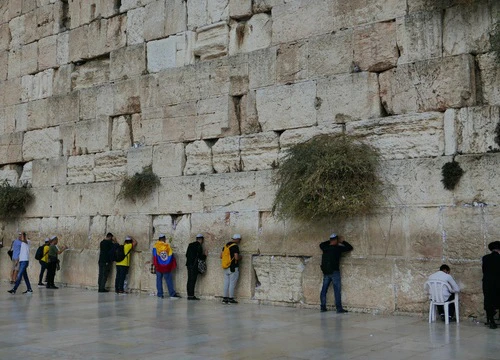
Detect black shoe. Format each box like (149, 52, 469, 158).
(98, 289, 109, 293)
(22, 289, 33, 294)
(48, 285, 59, 289)
(37, 283, 44, 286)
(228, 298, 238, 304)
(222, 297, 229, 304)
(337, 309, 348, 314)
(7, 289, 15, 294)
(320, 307, 328, 312)
(188, 296, 200, 300)
(171, 294, 181, 298)
(490, 321, 498, 329)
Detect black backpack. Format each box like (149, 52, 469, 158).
(35, 245, 45, 261)
(113, 244, 132, 262)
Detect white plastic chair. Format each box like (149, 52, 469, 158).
(424, 280, 459, 325)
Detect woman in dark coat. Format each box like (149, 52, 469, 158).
(482, 241, 500, 329)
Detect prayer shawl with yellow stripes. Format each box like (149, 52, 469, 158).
(152, 241, 177, 273)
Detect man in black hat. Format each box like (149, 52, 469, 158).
(98, 233, 116, 293)
(185, 233, 208, 300)
(483, 241, 500, 329)
(319, 233, 353, 313)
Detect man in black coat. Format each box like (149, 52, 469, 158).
(483, 241, 500, 329)
(320, 233, 353, 313)
(98, 233, 116, 293)
(185, 234, 207, 300)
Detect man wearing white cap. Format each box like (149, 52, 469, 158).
(221, 234, 242, 304)
(319, 233, 353, 313)
(115, 236, 137, 294)
(185, 233, 208, 300)
(46, 236, 67, 289)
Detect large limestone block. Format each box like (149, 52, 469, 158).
(229, 0, 252, 19)
(38, 35, 57, 70)
(106, 215, 153, 244)
(272, 0, 334, 44)
(396, 11, 443, 64)
(110, 44, 146, 81)
(88, 16, 127, 58)
(152, 142, 185, 177)
(147, 32, 195, 72)
(2, 78, 22, 106)
(126, 6, 145, 45)
(152, 66, 199, 106)
(131, 112, 164, 145)
(161, 102, 197, 143)
(67, 155, 95, 184)
(441, 206, 485, 261)
(56, 216, 91, 249)
(228, 13, 272, 55)
(212, 136, 241, 173)
(71, 57, 110, 90)
(187, 0, 229, 30)
(407, 0, 457, 13)
(25, 99, 48, 130)
(56, 31, 69, 66)
(196, 95, 230, 139)
(353, 21, 398, 72)
(94, 150, 127, 182)
(19, 161, 32, 185)
(32, 157, 67, 187)
(379, 54, 476, 114)
(346, 112, 445, 160)
(202, 170, 275, 212)
(50, 184, 80, 216)
(248, 47, 276, 89)
(307, 30, 353, 78)
(184, 140, 213, 175)
(256, 81, 316, 131)
(21, 41, 38, 75)
(143, 0, 166, 41)
(444, 106, 500, 155)
(317, 72, 381, 124)
(113, 79, 141, 115)
(22, 127, 61, 161)
(121, 0, 157, 12)
(379, 157, 455, 207)
(34, 3, 63, 40)
(364, 209, 407, 257)
(79, 182, 117, 215)
(59, 250, 99, 287)
(87, 215, 108, 248)
(443, 0, 493, 56)
(409, 207, 443, 260)
(253, 255, 305, 302)
(7, 46, 21, 79)
(165, 0, 188, 36)
(331, 0, 406, 31)
(196, 59, 230, 98)
(0, 23, 9, 51)
(477, 53, 500, 106)
(0, 105, 17, 135)
(276, 41, 308, 84)
(68, 25, 89, 62)
(240, 132, 279, 171)
(279, 124, 342, 151)
(0, 50, 7, 81)
(47, 92, 79, 127)
(23, 187, 53, 217)
(62, 116, 110, 155)
(194, 21, 229, 61)
(111, 115, 132, 150)
(53, 64, 73, 95)
(157, 175, 205, 213)
(8, 15, 24, 49)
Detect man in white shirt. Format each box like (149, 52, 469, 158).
(427, 264, 460, 320)
(8, 232, 33, 294)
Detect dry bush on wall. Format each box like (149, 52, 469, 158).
(272, 134, 383, 222)
(0, 181, 34, 219)
(118, 165, 160, 201)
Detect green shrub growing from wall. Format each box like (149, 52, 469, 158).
(0, 181, 34, 219)
(272, 134, 383, 221)
(118, 165, 160, 201)
(441, 160, 464, 190)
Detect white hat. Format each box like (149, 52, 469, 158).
(196, 233, 204, 238)
(329, 233, 338, 239)
(125, 236, 132, 240)
(232, 234, 241, 240)
(50, 235, 58, 240)
(44, 238, 50, 243)
(159, 233, 166, 239)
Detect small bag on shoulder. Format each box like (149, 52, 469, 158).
(197, 258, 207, 274)
(150, 263, 156, 274)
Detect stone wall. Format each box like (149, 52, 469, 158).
(0, 0, 499, 318)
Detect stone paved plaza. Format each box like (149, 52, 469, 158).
(0, 285, 498, 360)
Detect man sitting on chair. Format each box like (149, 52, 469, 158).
(427, 264, 461, 321)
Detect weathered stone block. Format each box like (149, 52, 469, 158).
(353, 21, 398, 72)
(152, 142, 185, 177)
(35, 3, 62, 40)
(194, 21, 229, 61)
(256, 81, 316, 131)
(165, 0, 188, 36)
(276, 41, 308, 84)
(279, 125, 342, 152)
(228, 13, 272, 55)
(71, 57, 110, 91)
(317, 72, 381, 124)
(48, 92, 79, 126)
(157, 175, 205, 213)
(32, 157, 67, 187)
(229, 0, 252, 19)
(212, 136, 241, 173)
(106, 215, 153, 244)
(308, 30, 353, 78)
(272, 0, 334, 44)
(113, 79, 141, 115)
(110, 43, 146, 81)
(68, 25, 89, 62)
(56, 31, 69, 65)
(196, 95, 230, 139)
(67, 155, 95, 184)
(396, 11, 443, 64)
(26, 99, 49, 130)
(126, 6, 145, 46)
(147, 33, 195, 72)
(346, 112, 445, 160)
(153, 66, 199, 106)
(19, 161, 32, 186)
(477, 53, 500, 106)
(407, 207, 443, 260)
(196, 59, 230, 98)
(23, 187, 53, 217)
(380, 54, 476, 114)
(0, 132, 23, 167)
(94, 150, 127, 182)
(22, 127, 61, 161)
(163, 102, 197, 142)
(240, 132, 279, 171)
(56, 216, 91, 249)
(53, 64, 73, 96)
(0, 23, 10, 51)
(0, 168, 19, 185)
(8, 15, 24, 48)
(187, 0, 229, 30)
(111, 115, 132, 150)
(248, 47, 276, 89)
(184, 140, 213, 175)
(143, 0, 166, 41)
(131, 112, 164, 145)
(0, 50, 7, 81)
(7, 46, 21, 79)
(38, 34, 57, 70)
(78, 182, 116, 215)
(443, 0, 493, 56)
(127, 145, 153, 176)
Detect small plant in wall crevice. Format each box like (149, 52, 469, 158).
(0, 181, 34, 219)
(272, 134, 383, 222)
(118, 165, 160, 201)
(441, 160, 464, 191)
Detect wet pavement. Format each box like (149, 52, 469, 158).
(0, 285, 498, 360)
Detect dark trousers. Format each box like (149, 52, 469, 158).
(38, 260, 47, 284)
(186, 266, 199, 297)
(98, 262, 112, 291)
(115, 265, 129, 292)
(437, 293, 456, 318)
(46, 261, 57, 287)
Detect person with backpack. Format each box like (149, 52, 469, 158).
(46, 236, 67, 289)
(36, 238, 50, 286)
(98, 233, 116, 293)
(8, 232, 33, 294)
(152, 234, 181, 299)
(319, 233, 353, 313)
(185, 233, 208, 300)
(221, 234, 242, 304)
(9, 233, 22, 284)
(114, 236, 137, 294)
